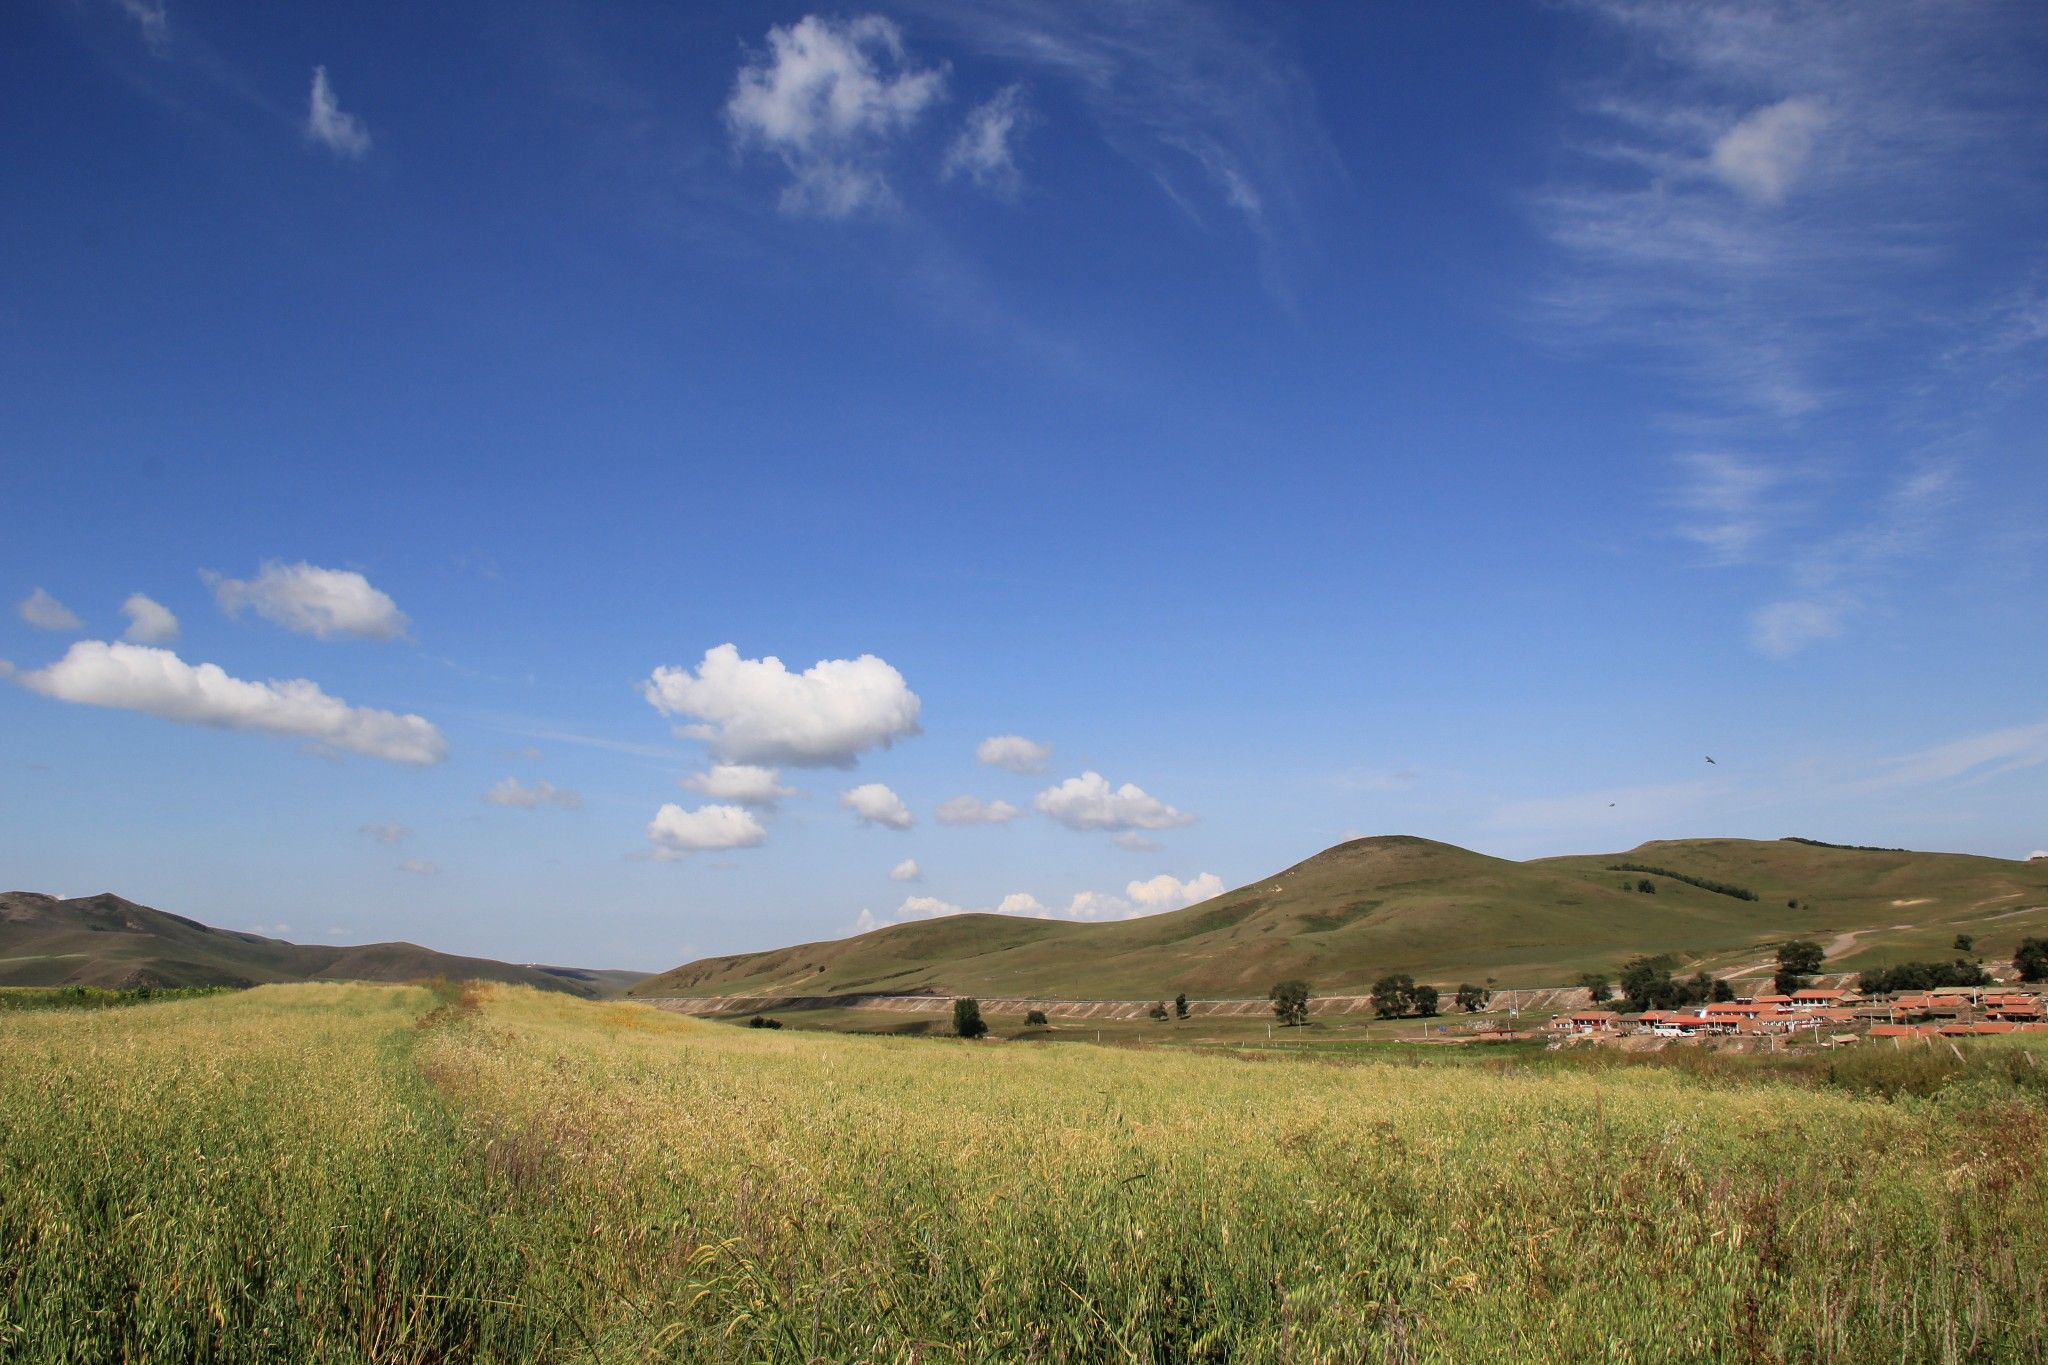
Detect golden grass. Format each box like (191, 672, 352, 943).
(5, 982, 2045, 1362)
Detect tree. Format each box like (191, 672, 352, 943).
(1024, 1008, 1049, 1027)
(1619, 955, 1678, 1012)
(2012, 937, 2048, 984)
(1711, 977, 1736, 1003)
(1455, 983, 1489, 1013)
(1953, 933, 1975, 954)
(1774, 939, 1825, 995)
(953, 998, 988, 1039)
(1174, 992, 1189, 1019)
(1577, 972, 1612, 1004)
(746, 1015, 782, 1030)
(1269, 979, 1311, 1027)
(1149, 1001, 1170, 1021)
(1412, 984, 1440, 1017)
(1635, 878, 1657, 894)
(1371, 973, 1417, 1019)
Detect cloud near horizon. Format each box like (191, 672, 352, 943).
(644, 644, 921, 768)
(15, 640, 447, 764)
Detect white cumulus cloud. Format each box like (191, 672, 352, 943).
(1710, 96, 1830, 206)
(119, 593, 179, 644)
(943, 83, 1030, 196)
(646, 803, 768, 859)
(16, 640, 446, 764)
(975, 733, 1051, 774)
(889, 857, 922, 882)
(206, 561, 407, 640)
(679, 763, 795, 807)
(485, 777, 582, 810)
(934, 795, 1022, 826)
(725, 13, 947, 217)
(841, 782, 913, 829)
(994, 892, 1045, 915)
(1035, 771, 1194, 833)
(1125, 872, 1225, 913)
(644, 643, 921, 768)
(305, 66, 371, 159)
(17, 588, 81, 632)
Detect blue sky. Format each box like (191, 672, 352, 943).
(4, 0, 2046, 971)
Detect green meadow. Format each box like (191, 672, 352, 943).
(5, 982, 2046, 1362)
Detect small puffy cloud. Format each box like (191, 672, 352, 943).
(896, 894, 962, 919)
(1709, 96, 1829, 205)
(1112, 832, 1161, 853)
(725, 13, 947, 217)
(680, 763, 795, 807)
(398, 859, 439, 877)
(935, 795, 1022, 826)
(943, 83, 1030, 196)
(16, 640, 447, 764)
(305, 66, 371, 159)
(1035, 772, 1195, 833)
(889, 857, 922, 882)
(976, 733, 1051, 774)
(17, 588, 82, 632)
(645, 803, 768, 859)
(645, 644, 921, 768)
(994, 892, 1045, 915)
(119, 593, 179, 644)
(485, 777, 582, 811)
(359, 820, 410, 846)
(841, 781, 913, 829)
(206, 561, 407, 641)
(1125, 872, 1225, 913)
(1750, 599, 1844, 658)
(1064, 890, 1132, 921)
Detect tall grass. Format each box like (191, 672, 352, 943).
(4, 983, 2045, 1362)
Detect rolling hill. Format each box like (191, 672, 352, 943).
(0, 891, 645, 997)
(631, 835, 2048, 1002)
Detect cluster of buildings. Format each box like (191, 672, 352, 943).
(1550, 985, 2046, 1043)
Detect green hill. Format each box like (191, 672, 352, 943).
(632, 835, 2048, 1000)
(0, 891, 644, 997)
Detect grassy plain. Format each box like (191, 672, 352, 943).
(5, 982, 2047, 1362)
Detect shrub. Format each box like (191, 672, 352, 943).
(1024, 1009, 1049, 1027)
(1149, 1002, 1169, 1021)
(1605, 862, 1758, 901)
(746, 1015, 782, 1030)
(1174, 992, 1189, 1019)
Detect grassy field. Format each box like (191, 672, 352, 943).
(635, 836, 2048, 1002)
(5, 984, 2047, 1362)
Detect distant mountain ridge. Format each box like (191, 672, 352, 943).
(632, 835, 2048, 1001)
(0, 891, 644, 997)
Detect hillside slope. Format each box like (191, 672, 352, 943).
(632, 835, 2048, 1000)
(0, 892, 644, 997)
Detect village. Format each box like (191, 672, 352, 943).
(1550, 984, 2047, 1046)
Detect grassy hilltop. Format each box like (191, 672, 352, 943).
(5, 982, 2047, 1361)
(0, 890, 643, 997)
(636, 835, 2048, 1000)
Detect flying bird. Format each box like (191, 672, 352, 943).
(1705, 756, 1717, 765)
